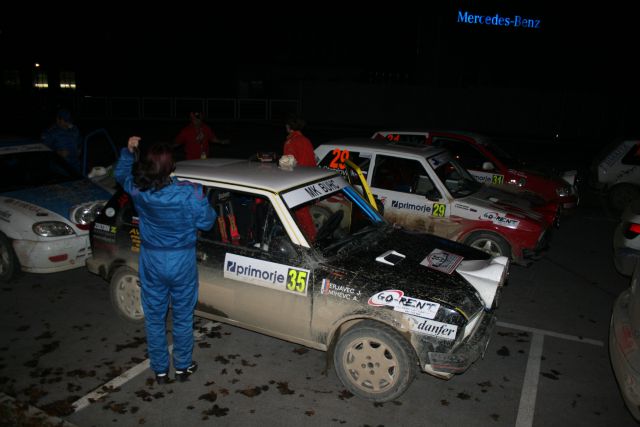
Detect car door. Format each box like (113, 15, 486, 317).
(369, 154, 459, 239)
(195, 185, 314, 343)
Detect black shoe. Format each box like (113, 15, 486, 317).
(175, 361, 198, 382)
(155, 372, 169, 384)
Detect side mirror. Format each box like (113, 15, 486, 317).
(482, 161, 495, 171)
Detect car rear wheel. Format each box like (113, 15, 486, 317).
(465, 231, 511, 258)
(110, 267, 144, 323)
(609, 184, 640, 213)
(333, 320, 416, 402)
(0, 233, 19, 282)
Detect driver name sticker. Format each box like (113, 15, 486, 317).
(420, 249, 463, 274)
(481, 211, 520, 229)
(427, 152, 452, 168)
(282, 177, 347, 208)
(224, 253, 309, 296)
(407, 315, 458, 340)
(368, 290, 440, 319)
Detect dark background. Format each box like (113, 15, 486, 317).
(1, 6, 637, 145)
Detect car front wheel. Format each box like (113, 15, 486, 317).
(465, 231, 511, 258)
(110, 267, 144, 323)
(0, 233, 19, 282)
(333, 320, 416, 402)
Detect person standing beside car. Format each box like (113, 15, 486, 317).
(175, 112, 228, 160)
(114, 136, 216, 384)
(41, 108, 82, 173)
(282, 113, 318, 242)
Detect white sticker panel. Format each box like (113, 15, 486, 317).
(282, 177, 347, 208)
(407, 315, 458, 340)
(224, 253, 310, 296)
(420, 249, 464, 274)
(368, 290, 440, 319)
(427, 152, 452, 169)
(481, 211, 520, 229)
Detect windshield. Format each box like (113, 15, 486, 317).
(282, 176, 387, 255)
(0, 146, 82, 192)
(428, 152, 482, 198)
(484, 138, 521, 168)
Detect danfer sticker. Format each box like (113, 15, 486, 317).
(407, 315, 458, 340)
(368, 290, 440, 319)
(420, 249, 463, 274)
(224, 253, 309, 296)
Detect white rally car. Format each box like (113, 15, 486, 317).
(590, 139, 640, 212)
(0, 139, 112, 281)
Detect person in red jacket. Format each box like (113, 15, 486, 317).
(175, 112, 228, 160)
(282, 113, 318, 242)
(283, 114, 316, 167)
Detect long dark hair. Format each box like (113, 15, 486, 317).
(133, 142, 175, 192)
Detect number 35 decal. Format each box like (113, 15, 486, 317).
(287, 269, 309, 294)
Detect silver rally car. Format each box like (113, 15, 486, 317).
(87, 158, 509, 402)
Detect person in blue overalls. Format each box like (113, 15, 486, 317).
(41, 108, 82, 173)
(115, 136, 216, 384)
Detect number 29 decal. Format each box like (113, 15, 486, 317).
(329, 149, 350, 170)
(432, 203, 446, 217)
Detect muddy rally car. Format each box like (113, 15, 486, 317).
(87, 158, 508, 402)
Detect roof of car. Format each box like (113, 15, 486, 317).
(317, 137, 447, 158)
(376, 129, 486, 141)
(174, 159, 340, 193)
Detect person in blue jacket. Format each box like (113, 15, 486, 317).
(115, 136, 216, 384)
(41, 108, 82, 173)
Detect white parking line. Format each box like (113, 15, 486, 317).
(515, 333, 544, 427)
(497, 320, 603, 346)
(71, 321, 220, 413)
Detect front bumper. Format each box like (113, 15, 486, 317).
(422, 311, 496, 375)
(12, 235, 91, 273)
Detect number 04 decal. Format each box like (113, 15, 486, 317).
(432, 203, 446, 217)
(287, 269, 308, 294)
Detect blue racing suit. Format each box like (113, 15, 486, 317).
(115, 148, 216, 374)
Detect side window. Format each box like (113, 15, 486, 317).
(199, 187, 294, 255)
(371, 155, 433, 194)
(621, 144, 640, 166)
(318, 149, 370, 177)
(432, 138, 487, 170)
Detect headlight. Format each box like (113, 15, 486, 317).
(70, 201, 106, 229)
(33, 221, 75, 237)
(556, 186, 571, 197)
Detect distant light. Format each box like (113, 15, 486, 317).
(34, 63, 40, 68)
(34, 82, 49, 88)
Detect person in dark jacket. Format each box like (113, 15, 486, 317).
(115, 136, 216, 383)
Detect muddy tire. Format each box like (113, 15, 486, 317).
(110, 267, 144, 323)
(333, 320, 416, 402)
(0, 233, 19, 283)
(464, 231, 511, 258)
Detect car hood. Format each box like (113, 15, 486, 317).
(324, 227, 507, 315)
(461, 185, 546, 223)
(1, 180, 111, 221)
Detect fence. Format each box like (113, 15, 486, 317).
(77, 97, 300, 122)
